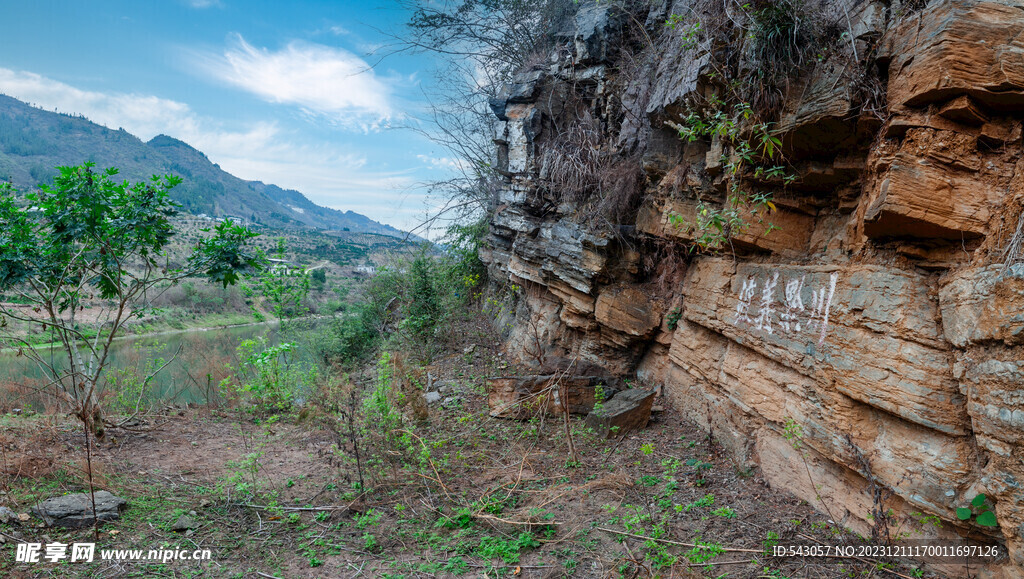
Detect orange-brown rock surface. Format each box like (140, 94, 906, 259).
(481, 0, 1024, 574)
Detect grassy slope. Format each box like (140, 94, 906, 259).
(0, 312, 950, 578)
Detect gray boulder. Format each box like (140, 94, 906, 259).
(32, 491, 126, 528)
(585, 388, 655, 439)
(0, 506, 20, 524)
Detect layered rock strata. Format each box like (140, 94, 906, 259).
(480, 0, 1024, 574)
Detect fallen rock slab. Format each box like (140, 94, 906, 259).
(585, 388, 655, 439)
(487, 375, 619, 419)
(32, 491, 126, 528)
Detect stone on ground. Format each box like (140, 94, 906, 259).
(487, 375, 618, 419)
(32, 491, 127, 528)
(585, 388, 656, 439)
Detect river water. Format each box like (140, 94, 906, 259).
(0, 321, 320, 411)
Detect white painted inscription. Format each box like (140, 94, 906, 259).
(753, 272, 779, 334)
(779, 276, 805, 333)
(734, 271, 839, 345)
(734, 276, 757, 326)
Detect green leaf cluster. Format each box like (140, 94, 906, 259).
(957, 494, 998, 527)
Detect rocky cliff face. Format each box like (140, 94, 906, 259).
(481, 0, 1024, 574)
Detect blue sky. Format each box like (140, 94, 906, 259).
(0, 0, 462, 234)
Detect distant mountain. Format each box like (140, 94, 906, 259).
(0, 94, 412, 239)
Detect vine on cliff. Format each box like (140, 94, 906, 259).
(666, 95, 791, 253)
(661, 0, 830, 253)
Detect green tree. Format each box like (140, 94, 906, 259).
(0, 163, 263, 439)
(254, 238, 310, 326)
(405, 250, 441, 340)
(310, 267, 327, 290)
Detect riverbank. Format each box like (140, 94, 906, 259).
(0, 324, 951, 578)
(0, 311, 263, 354)
(0, 314, 335, 413)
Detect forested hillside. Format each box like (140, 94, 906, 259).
(0, 94, 409, 237)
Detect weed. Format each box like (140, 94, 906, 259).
(437, 507, 474, 529)
(228, 338, 315, 415)
(957, 494, 998, 527)
(712, 506, 737, 518)
(685, 494, 715, 512)
(685, 539, 724, 564)
(665, 307, 683, 331)
(355, 509, 383, 530)
(764, 530, 781, 554)
(476, 532, 539, 564)
(442, 556, 468, 575)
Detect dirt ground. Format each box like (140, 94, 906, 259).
(0, 331, 971, 578)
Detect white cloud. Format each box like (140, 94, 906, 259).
(0, 68, 288, 160)
(416, 154, 473, 174)
(0, 68, 424, 231)
(185, 0, 223, 8)
(191, 35, 396, 131)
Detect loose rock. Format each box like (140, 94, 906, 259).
(585, 388, 656, 439)
(171, 514, 198, 532)
(32, 491, 127, 528)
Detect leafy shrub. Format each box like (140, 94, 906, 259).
(315, 221, 486, 368)
(228, 337, 315, 415)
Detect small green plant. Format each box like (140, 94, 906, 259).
(783, 418, 804, 449)
(957, 494, 998, 527)
(437, 507, 474, 529)
(684, 539, 724, 564)
(763, 530, 781, 554)
(355, 508, 383, 530)
(685, 494, 716, 512)
(637, 475, 660, 487)
(685, 458, 713, 471)
(224, 429, 268, 496)
(665, 16, 703, 51)
(593, 383, 607, 414)
(911, 511, 943, 529)
(564, 557, 579, 573)
(442, 556, 468, 575)
(476, 532, 539, 564)
(665, 307, 683, 330)
(665, 98, 791, 253)
(229, 338, 315, 415)
(712, 506, 737, 518)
